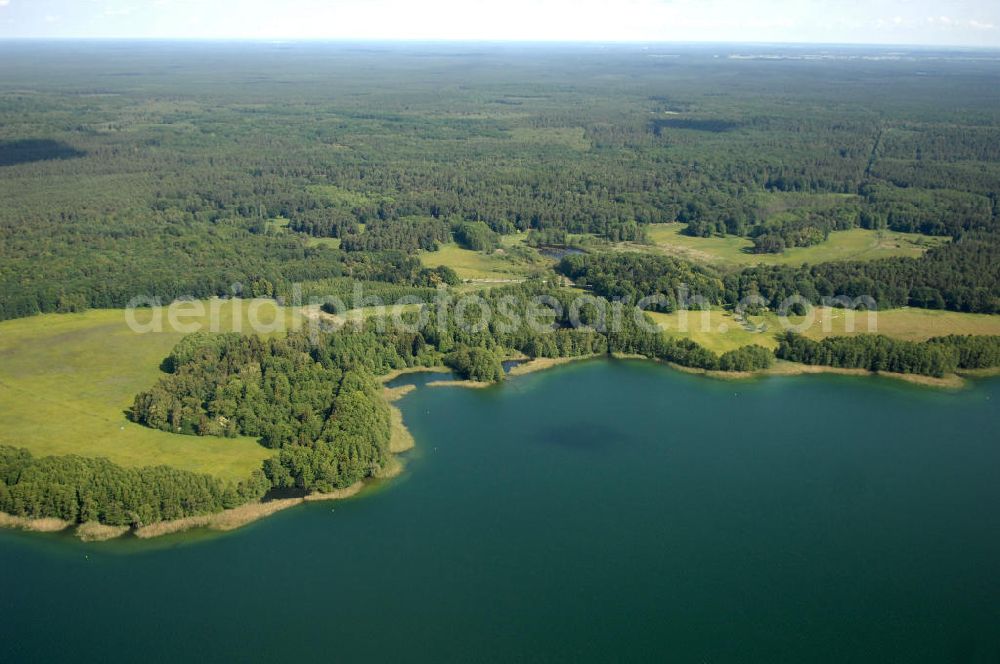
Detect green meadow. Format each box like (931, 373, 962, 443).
(0, 300, 303, 481)
(637, 224, 945, 267)
(419, 235, 549, 281)
(2, 294, 998, 482)
(0, 298, 439, 480)
(649, 307, 1000, 354)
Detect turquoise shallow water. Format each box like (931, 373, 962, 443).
(1, 359, 999, 662)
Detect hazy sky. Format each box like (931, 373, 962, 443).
(1, 0, 998, 47)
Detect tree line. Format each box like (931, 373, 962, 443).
(556, 253, 725, 312)
(0, 446, 270, 527)
(558, 237, 1000, 315)
(7, 285, 997, 527)
(775, 332, 1000, 377)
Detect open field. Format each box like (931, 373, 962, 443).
(305, 236, 342, 249)
(3, 293, 998, 481)
(650, 309, 783, 354)
(649, 307, 1000, 354)
(791, 307, 1000, 341)
(419, 235, 549, 281)
(0, 299, 429, 479)
(0, 300, 304, 481)
(635, 224, 946, 267)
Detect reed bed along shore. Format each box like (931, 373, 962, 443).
(0, 483, 367, 542)
(506, 355, 600, 377)
(134, 482, 367, 539)
(0, 512, 71, 533)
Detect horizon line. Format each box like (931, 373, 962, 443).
(1, 37, 999, 51)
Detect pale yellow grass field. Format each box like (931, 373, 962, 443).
(0, 300, 299, 481)
(648, 307, 1000, 354)
(637, 224, 946, 267)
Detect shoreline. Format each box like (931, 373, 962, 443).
(424, 354, 603, 388)
(506, 354, 601, 377)
(0, 481, 370, 543)
(1, 353, 986, 543)
(0, 512, 73, 534)
(427, 379, 493, 389)
(384, 384, 416, 462)
(1, 380, 425, 543)
(665, 358, 967, 389)
(380, 365, 450, 383)
(765, 361, 966, 388)
(501, 352, 968, 389)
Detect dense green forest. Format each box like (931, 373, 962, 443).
(6, 281, 1000, 526)
(559, 237, 1000, 313)
(3, 43, 1000, 529)
(775, 332, 1000, 377)
(0, 446, 270, 526)
(124, 284, 767, 516)
(728, 235, 1000, 313)
(557, 253, 725, 311)
(2, 44, 1000, 320)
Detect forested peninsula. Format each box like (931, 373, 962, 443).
(3, 44, 1000, 539)
(3, 281, 1000, 539)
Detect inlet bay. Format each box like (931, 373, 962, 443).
(2, 360, 998, 662)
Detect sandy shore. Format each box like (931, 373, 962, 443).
(663, 358, 966, 388)
(507, 354, 600, 377)
(421, 351, 967, 389)
(0, 482, 369, 542)
(426, 379, 494, 389)
(135, 481, 367, 539)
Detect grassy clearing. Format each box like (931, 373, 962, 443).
(789, 307, 1000, 341)
(648, 307, 1000, 354)
(636, 224, 945, 267)
(419, 235, 548, 281)
(306, 184, 373, 208)
(0, 299, 424, 484)
(0, 300, 304, 481)
(649, 309, 780, 353)
(299, 302, 424, 327)
(305, 236, 342, 249)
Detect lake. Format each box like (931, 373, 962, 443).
(1, 359, 999, 662)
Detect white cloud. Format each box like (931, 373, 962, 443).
(926, 15, 952, 26)
(104, 6, 134, 17)
(1, 0, 998, 47)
